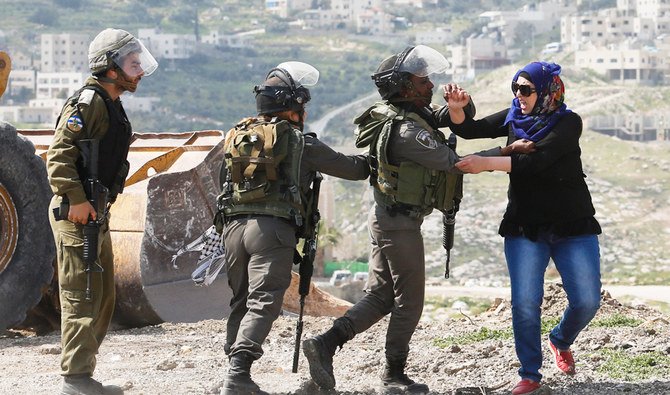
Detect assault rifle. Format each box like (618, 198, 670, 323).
(292, 172, 322, 373)
(443, 133, 462, 279)
(54, 139, 107, 300)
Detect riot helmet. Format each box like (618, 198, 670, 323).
(371, 45, 450, 100)
(254, 61, 319, 115)
(88, 28, 158, 78)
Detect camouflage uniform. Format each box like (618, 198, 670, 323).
(223, 131, 369, 359)
(343, 107, 460, 359)
(47, 77, 129, 377)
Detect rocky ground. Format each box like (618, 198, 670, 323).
(1, 284, 669, 395)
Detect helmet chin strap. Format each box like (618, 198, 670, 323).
(95, 68, 138, 93)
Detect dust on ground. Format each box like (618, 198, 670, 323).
(1, 284, 669, 395)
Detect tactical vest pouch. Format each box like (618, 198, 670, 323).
(395, 161, 433, 207)
(434, 173, 463, 212)
(224, 118, 291, 205)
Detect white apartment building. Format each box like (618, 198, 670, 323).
(265, 0, 311, 19)
(122, 95, 160, 113)
(415, 27, 453, 45)
(7, 69, 36, 96)
(0, 104, 57, 125)
(355, 7, 393, 35)
(41, 33, 89, 73)
(449, 36, 510, 81)
(575, 42, 665, 84)
(35, 72, 85, 100)
(479, 2, 572, 48)
(137, 28, 196, 60)
(202, 29, 259, 48)
(561, 10, 656, 47)
(560, 0, 670, 84)
(5, 48, 35, 70)
(292, 0, 391, 32)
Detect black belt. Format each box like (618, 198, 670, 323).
(225, 213, 294, 226)
(383, 204, 423, 218)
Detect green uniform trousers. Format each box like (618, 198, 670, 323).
(222, 215, 296, 360)
(49, 195, 116, 376)
(342, 204, 426, 360)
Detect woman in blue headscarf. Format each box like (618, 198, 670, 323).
(446, 62, 602, 395)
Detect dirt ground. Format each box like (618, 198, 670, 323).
(1, 284, 669, 395)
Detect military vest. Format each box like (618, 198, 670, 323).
(218, 117, 306, 227)
(60, 84, 132, 202)
(354, 101, 462, 217)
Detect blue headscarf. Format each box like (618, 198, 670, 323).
(503, 62, 571, 142)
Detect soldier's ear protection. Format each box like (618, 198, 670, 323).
(371, 46, 415, 95)
(254, 67, 310, 107)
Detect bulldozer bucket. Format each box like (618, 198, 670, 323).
(2, 127, 351, 330)
(18, 129, 233, 327)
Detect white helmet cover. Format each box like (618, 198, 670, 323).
(273, 61, 319, 87)
(88, 28, 158, 77)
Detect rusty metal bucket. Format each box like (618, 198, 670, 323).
(22, 130, 234, 327)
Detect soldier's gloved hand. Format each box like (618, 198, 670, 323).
(69, 201, 97, 225)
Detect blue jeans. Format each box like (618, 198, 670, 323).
(505, 233, 601, 382)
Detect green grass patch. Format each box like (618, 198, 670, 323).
(424, 296, 495, 316)
(590, 314, 643, 328)
(596, 350, 670, 381)
(541, 316, 562, 335)
(433, 326, 513, 348)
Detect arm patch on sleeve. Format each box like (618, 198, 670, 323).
(66, 115, 83, 133)
(415, 130, 438, 149)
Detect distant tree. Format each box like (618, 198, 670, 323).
(266, 21, 289, 34)
(169, 7, 195, 26)
(29, 7, 58, 26)
(54, 0, 82, 8)
(138, 0, 170, 5)
(314, 222, 342, 277)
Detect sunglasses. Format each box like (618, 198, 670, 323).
(511, 82, 536, 97)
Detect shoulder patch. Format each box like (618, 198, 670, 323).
(78, 89, 95, 106)
(415, 130, 438, 149)
(66, 115, 84, 133)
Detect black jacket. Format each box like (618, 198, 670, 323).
(451, 109, 601, 240)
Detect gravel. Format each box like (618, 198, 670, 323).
(1, 284, 669, 395)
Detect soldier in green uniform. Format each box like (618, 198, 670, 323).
(217, 61, 369, 395)
(302, 45, 474, 394)
(46, 28, 157, 395)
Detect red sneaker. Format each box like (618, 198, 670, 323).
(511, 379, 543, 395)
(549, 338, 576, 375)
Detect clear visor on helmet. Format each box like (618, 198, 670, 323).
(397, 45, 450, 78)
(273, 61, 319, 88)
(110, 39, 158, 77)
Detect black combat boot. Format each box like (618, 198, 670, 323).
(380, 355, 429, 394)
(302, 317, 354, 390)
(221, 353, 268, 395)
